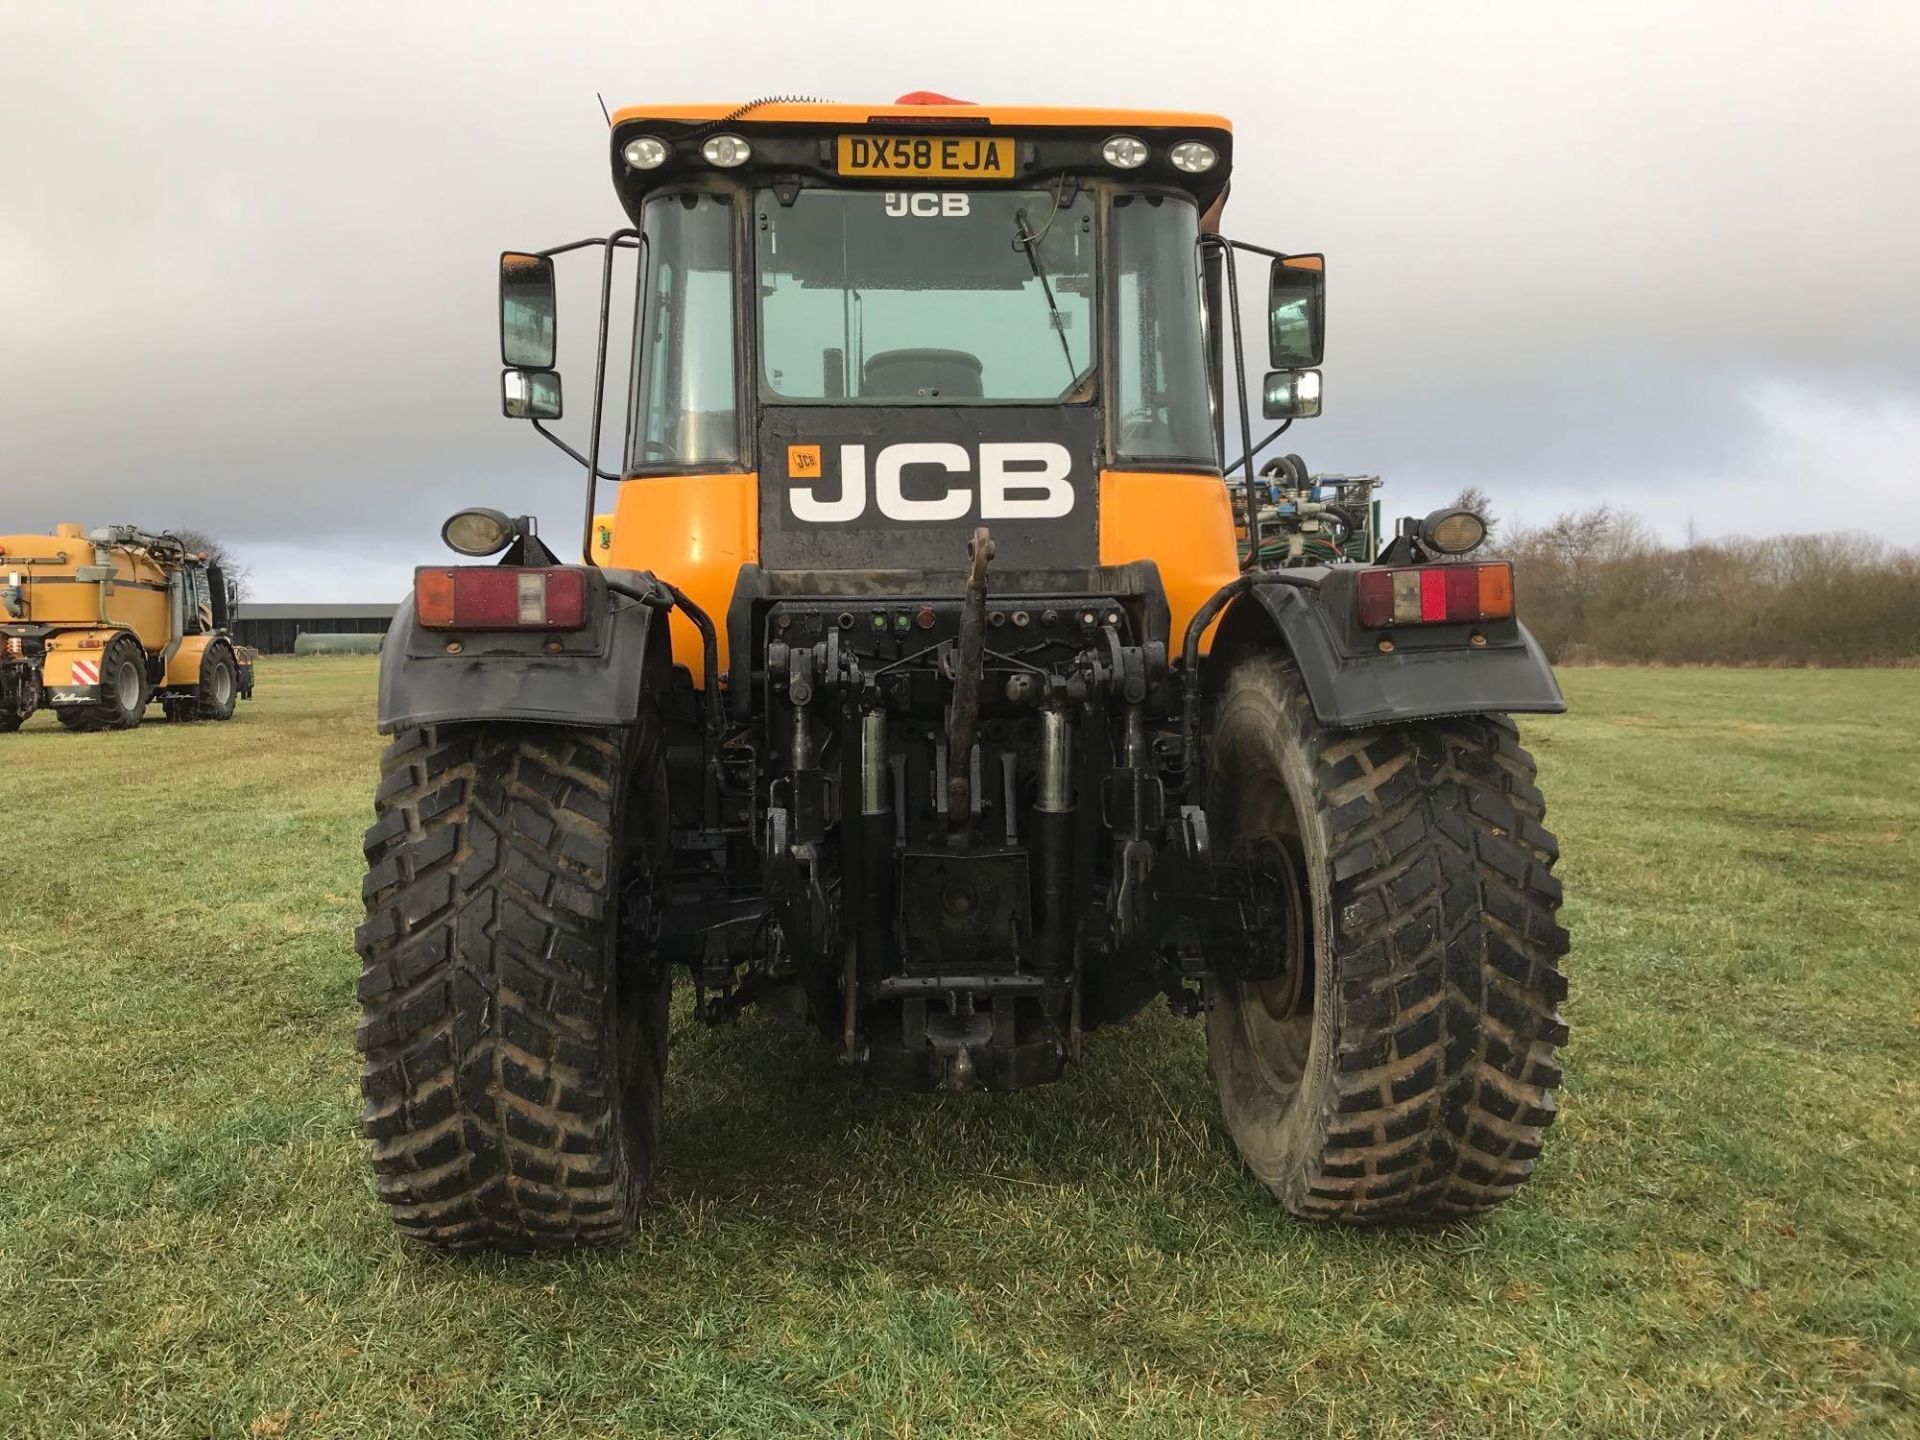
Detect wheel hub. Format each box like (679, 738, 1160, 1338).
(1233, 836, 1309, 1023)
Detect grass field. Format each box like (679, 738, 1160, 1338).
(2, 658, 1916, 1438)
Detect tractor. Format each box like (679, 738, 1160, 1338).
(1, 523, 252, 732)
(355, 96, 1569, 1252)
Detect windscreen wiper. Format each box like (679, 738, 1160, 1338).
(1014, 206, 1079, 385)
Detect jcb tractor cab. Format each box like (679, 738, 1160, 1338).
(356, 97, 1570, 1252)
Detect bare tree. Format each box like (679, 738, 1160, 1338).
(168, 528, 252, 602)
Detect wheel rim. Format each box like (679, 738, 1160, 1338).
(1240, 835, 1310, 1025)
(113, 658, 141, 715)
(1229, 776, 1318, 1098)
(213, 662, 234, 707)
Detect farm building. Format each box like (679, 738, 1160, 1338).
(231, 602, 398, 654)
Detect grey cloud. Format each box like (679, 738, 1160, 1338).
(1, 0, 1915, 599)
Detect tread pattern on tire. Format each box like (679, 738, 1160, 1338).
(354, 722, 664, 1251)
(1210, 657, 1569, 1222)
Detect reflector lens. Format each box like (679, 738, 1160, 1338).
(1393, 570, 1421, 622)
(414, 567, 588, 631)
(415, 568, 455, 628)
(1352, 563, 1515, 629)
(447, 569, 519, 628)
(1478, 563, 1514, 620)
(1355, 569, 1393, 628)
(1444, 563, 1480, 618)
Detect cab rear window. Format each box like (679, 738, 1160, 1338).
(756, 186, 1095, 404)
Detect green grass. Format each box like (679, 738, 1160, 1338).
(2, 659, 1917, 1438)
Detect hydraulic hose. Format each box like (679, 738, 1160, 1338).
(1177, 571, 1321, 772)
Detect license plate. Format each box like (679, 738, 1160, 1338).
(836, 133, 1017, 180)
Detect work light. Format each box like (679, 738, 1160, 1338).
(1419, 508, 1489, 556)
(701, 134, 751, 168)
(1100, 135, 1149, 169)
(440, 508, 515, 557)
(623, 136, 668, 170)
(1170, 141, 1217, 173)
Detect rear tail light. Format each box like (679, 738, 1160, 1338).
(1355, 562, 1514, 629)
(414, 566, 589, 631)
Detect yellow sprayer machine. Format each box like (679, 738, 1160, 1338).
(0, 523, 253, 732)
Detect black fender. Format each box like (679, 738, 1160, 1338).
(376, 567, 670, 734)
(1206, 571, 1565, 729)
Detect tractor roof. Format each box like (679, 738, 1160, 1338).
(608, 98, 1234, 134)
(608, 95, 1234, 224)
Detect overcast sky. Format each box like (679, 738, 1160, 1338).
(2, 1, 1915, 600)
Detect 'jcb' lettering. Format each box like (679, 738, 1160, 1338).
(876, 443, 972, 521)
(789, 444, 865, 522)
(788, 441, 1075, 523)
(885, 192, 971, 217)
(978, 443, 1073, 518)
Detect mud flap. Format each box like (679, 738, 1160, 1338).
(375, 569, 669, 733)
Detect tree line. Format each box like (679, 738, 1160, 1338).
(1457, 493, 1920, 666)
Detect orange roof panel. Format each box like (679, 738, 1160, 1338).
(609, 101, 1232, 133)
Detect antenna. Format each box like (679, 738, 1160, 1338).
(596, 91, 612, 128)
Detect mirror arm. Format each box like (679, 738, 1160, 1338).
(1225, 417, 1292, 478)
(1203, 233, 1261, 572)
(1218, 236, 1288, 261)
(537, 234, 643, 260)
(532, 419, 621, 483)
(582, 227, 642, 567)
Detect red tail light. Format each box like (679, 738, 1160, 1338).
(1355, 562, 1514, 629)
(415, 566, 588, 631)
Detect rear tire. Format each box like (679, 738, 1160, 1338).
(1205, 656, 1569, 1222)
(58, 635, 149, 732)
(354, 715, 670, 1252)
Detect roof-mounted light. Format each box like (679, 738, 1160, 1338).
(701, 134, 752, 168)
(1170, 140, 1217, 174)
(622, 135, 667, 170)
(1100, 135, 1149, 170)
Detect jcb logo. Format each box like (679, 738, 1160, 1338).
(788, 442, 1075, 524)
(885, 193, 971, 218)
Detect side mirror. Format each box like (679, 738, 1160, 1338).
(1268, 254, 1325, 368)
(500, 251, 557, 369)
(1262, 369, 1322, 420)
(502, 368, 563, 420)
